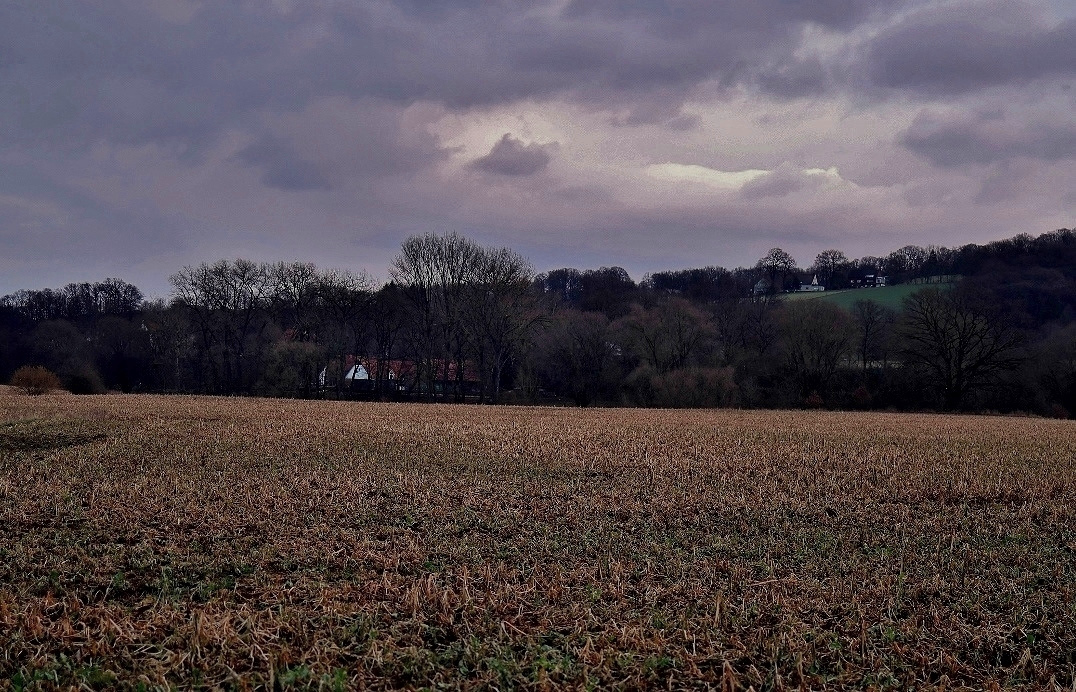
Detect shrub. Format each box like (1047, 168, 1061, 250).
(65, 364, 106, 395)
(255, 342, 323, 398)
(852, 386, 873, 409)
(10, 365, 62, 395)
(624, 365, 739, 408)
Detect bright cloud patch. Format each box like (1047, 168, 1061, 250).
(803, 166, 842, 179)
(738, 164, 852, 200)
(647, 164, 770, 189)
(649, 163, 848, 198)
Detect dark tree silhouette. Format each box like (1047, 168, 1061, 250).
(900, 287, 1023, 410)
(852, 299, 895, 370)
(779, 300, 854, 397)
(756, 248, 798, 294)
(811, 249, 849, 289)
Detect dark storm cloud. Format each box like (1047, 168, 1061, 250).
(865, 0, 1076, 94)
(3, 0, 1074, 298)
(0, 0, 909, 157)
(604, 87, 703, 129)
(754, 56, 831, 99)
(470, 134, 555, 177)
(560, 0, 887, 34)
(900, 110, 1076, 167)
(233, 98, 451, 192)
(21, 0, 1076, 169)
(235, 138, 332, 192)
(529, 1, 875, 101)
(0, 159, 192, 294)
(0, 2, 338, 159)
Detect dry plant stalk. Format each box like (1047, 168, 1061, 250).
(1, 391, 1074, 689)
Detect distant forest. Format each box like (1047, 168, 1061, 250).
(4, 228, 1076, 415)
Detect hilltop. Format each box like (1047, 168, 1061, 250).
(782, 278, 957, 311)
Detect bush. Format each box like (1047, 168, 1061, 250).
(65, 364, 106, 395)
(10, 365, 63, 395)
(624, 365, 739, 408)
(851, 385, 873, 410)
(255, 342, 323, 398)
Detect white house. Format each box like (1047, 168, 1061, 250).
(343, 363, 370, 382)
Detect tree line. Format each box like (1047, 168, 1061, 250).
(3, 228, 1076, 415)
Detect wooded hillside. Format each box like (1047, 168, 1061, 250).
(3, 228, 1076, 414)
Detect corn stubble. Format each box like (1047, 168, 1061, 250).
(1, 393, 1074, 690)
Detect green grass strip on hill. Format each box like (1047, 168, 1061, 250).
(783, 277, 958, 311)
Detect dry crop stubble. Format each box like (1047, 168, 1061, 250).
(0, 392, 1074, 689)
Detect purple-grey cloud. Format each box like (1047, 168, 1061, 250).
(0, 0, 906, 157)
(740, 166, 811, 199)
(470, 134, 556, 177)
(235, 139, 332, 192)
(901, 110, 1076, 166)
(1, 0, 1075, 299)
(606, 90, 702, 129)
(560, 0, 888, 34)
(753, 56, 831, 99)
(864, 0, 1076, 94)
(231, 97, 451, 191)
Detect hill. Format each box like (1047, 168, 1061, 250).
(782, 279, 956, 311)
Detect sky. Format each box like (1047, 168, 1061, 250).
(2, 0, 1074, 298)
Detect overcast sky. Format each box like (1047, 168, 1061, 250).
(2, 0, 1074, 298)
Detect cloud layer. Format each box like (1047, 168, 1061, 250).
(1, 0, 1073, 295)
(471, 134, 557, 177)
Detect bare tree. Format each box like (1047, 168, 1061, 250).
(744, 294, 780, 357)
(316, 269, 374, 398)
(900, 287, 1023, 409)
(614, 298, 714, 375)
(368, 284, 407, 399)
(535, 310, 619, 407)
(852, 299, 895, 370)
(463, 245, 544, 402)
(391, 234, 545, 402)
(886, 245, 928, 277)
(267, 262, 322, 341)
(756, 248, 798, 294)
(779, 300, 854, 396)
(811, 249, 849, 289)
(170, 259, 273, 393)
(391, 233, 482, 400)
(141, 299, 194, 391)
(391, 235, 448, 399)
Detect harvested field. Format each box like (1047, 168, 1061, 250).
(1, 393, 1074, 690)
